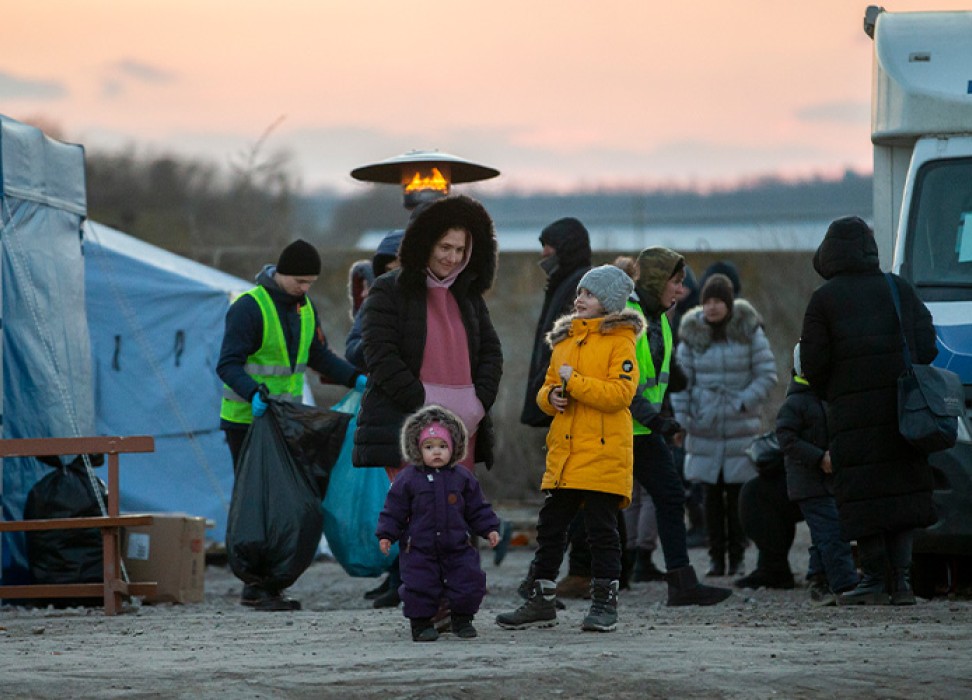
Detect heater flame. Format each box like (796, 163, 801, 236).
(404, 167, 449, 194)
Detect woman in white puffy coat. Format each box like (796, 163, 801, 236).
(671, 274, 777, 578)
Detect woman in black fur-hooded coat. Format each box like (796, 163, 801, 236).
(800, 216, 937, 604)
(353, 195, 503, 470)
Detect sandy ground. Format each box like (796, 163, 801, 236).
(2, 518, 971, 700)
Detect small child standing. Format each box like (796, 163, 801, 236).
(376, 405, 500, 642)
(496, 265, 642, 633)
(775, 342, 859, 605)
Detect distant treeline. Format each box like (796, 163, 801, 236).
(80, 139, 871, 269)
(316, 170, 872, 243)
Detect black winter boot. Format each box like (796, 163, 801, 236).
(837, 573, 888, 605)
(451, 614, 478, 639)
(410, 618, 439, 642)
(373, 565, 401, 609)
(838, 534, 889, 606)
(632, 549, 666, 582)
(890, 568, 916, 606)
(734, 567, 794, 590)
(496, 579, 558, 629)
(363, 575, 390, 600)
(582, 579, 619, 632)
(666, 566, 732, 606)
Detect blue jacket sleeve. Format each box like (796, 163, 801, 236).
(344, 311, 366, 371)
(307, 299, 361, 388)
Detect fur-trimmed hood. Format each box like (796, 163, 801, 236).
(677, 298, 763, 351)
(546, 308, 644, 348)
(400, 404, 469, 467)
(396, 195, 497, 294)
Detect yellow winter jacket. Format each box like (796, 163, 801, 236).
(537, 309, 643, 508)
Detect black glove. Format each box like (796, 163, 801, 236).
(646, 414, 681, 437)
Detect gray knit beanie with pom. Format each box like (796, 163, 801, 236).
(577, 265, 634, 315)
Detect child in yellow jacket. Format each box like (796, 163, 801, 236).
(496, 265, 642, 633)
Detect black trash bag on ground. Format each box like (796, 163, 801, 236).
(226, 398, 351, 592)
(24, 456, 107, 588)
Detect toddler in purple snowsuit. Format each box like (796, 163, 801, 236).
(377, 404, 501, 641)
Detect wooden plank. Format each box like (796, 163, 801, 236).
(0, 515, 154, 532)
(0, 435, 154, 458)
(0, 582, 158, 599)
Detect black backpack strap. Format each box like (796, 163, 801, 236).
(884, 272, 913, 369)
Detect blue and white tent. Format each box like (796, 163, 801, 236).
(0, 115, 94, 583)
(83, 221, 248, 546)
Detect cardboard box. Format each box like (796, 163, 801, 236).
(123, 513, 206, 604)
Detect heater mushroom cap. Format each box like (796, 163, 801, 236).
(350, 150, 499, 184)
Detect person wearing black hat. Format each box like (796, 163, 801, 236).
(217, 238, 366, 611)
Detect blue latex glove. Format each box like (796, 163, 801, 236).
(354, 374, 368, 392)
(251, 391, 268, 417)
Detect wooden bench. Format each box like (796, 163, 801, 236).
(0, 436, 157, 615)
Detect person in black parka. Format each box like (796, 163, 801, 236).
(800, 215, 938, 605)
(521, 217, 593, 427)
(352, 195, 503, 472)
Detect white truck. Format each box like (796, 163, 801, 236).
(865, 5, 972, 596)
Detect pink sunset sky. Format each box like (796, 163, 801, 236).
(4, 1, 968, 193)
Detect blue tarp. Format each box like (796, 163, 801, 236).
(0, 115, 94, 584)
(83, 221, 249, 544)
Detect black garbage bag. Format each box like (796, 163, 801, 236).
(24, 455, 107, 588)
(226, 398, 351, 592)
(271, 398, 351, 499)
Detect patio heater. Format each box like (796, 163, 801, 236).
(350, 150, 500, 209)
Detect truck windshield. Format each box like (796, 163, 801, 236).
(905, 158, 972, 301)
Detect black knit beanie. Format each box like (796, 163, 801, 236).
(276, 239, 321, 276)
(701, 273, 734, 313)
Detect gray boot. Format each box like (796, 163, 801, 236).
(666, 566, 732, 606)
(582, 579, 619, 632)
(495, 579, 558, 630)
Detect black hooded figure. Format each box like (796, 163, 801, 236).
(800, 215, 938, 605)
(521, 217, 592, 427)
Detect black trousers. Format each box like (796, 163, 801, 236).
(223, 427, 248, 477)
(632, 432, 690, 571)
(704, 478, 746, 563)
(532, 489, 623, 581)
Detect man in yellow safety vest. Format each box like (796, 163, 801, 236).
(217, 239, 365, 611)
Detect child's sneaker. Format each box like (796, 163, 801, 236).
(452, 614, 478, 639)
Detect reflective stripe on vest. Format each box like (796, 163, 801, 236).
(220, 286, 315, 424)
(628, 300, 672, 435)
